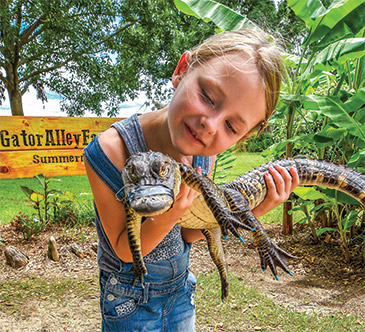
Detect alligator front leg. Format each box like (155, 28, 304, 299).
(201, 227, 230, 301)
(179, 164, 254, 237)
(124, 203, 147, 286)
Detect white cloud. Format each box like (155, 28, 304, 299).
(0, 89, 149, 118)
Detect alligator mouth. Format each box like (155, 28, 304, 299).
(127, 185, 175, 215)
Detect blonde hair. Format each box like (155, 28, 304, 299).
(189, 29, 284, 133)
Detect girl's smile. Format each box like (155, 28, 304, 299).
(184, 122, 205, 146)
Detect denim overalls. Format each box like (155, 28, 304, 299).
(84, 114, 212, 331)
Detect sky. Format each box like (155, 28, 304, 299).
(0, 88, 149, 118)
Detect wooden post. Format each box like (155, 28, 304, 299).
(4, 246, 28, 267)
(47, 236, 60, 261)
(283, 201, 293, 234)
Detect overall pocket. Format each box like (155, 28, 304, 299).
(100, 272, 141, 321)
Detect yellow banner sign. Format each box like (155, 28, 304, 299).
(0, 116, 124, 179)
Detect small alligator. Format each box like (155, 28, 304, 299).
(121, 151, 365, 300)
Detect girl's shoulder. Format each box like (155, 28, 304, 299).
(99, 127, 128, 171)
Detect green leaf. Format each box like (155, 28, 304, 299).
(34, 174, 45, 188)
(311, 202, 336, 214)
(302, 39, 365, 82)
(282, 52, 308, 70)
(174, 0, 257, 31)
(20, 186, 34, 198)
(345, 88, 365, 111)
(302, 95, 365, 140)
(317, 125, 347, 141)
(286, 0, 326, 29)
(310, 38, 365, 73)
(288, 0, 365, 47)
(347, 149, 365, 168)
(342, 210, 358, 231)
(297, 216, 311, 224)
(316, 227, 338, 236)
(313, 1, 365, 48)
(293, 187, 328, 201)
(30, 192, 45, 203)
(321, 188, 361, 206)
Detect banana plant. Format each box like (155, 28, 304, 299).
(174, 0, 365, 243)
(268, 0, 364, 234)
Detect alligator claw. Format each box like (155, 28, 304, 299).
(215, 210, 253, 241)
(128, 264, 147, 287)
(253, 229, 297, 279)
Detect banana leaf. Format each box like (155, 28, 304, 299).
(174, 0, 257, 31)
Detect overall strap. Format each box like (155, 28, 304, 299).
(83, 134, 125, 200)
(193, 155, 212, 177)
(111, 114, 149, 154)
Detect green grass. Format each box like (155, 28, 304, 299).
(0, 152, 360, 329)
(196, 272, 363, 331)
(1, 271, 362, 331)
(230, 152, 269, 178)
(0, 174, 93, 224)
(0, 275, 99, 312)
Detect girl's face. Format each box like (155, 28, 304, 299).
(168, 52, 266, 157)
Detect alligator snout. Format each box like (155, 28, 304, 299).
(127, 185, 175, 215)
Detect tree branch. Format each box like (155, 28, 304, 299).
(19, 20, 138, 83)
(19, 14, 47, 48)
(94, 20, 138, 48)
(20, 79, 32, 95)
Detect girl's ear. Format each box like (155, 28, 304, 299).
(172, 51, 192, 88)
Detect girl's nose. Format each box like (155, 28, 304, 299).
(200, 115, 219, 135)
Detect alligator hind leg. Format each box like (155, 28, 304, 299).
(201, 227, 230, 301)
(246, 210, 297, 279)
(223, 187, 297, 279)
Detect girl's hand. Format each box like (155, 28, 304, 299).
(252, 165, 299, 218)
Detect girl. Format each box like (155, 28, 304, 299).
(84, 29, 299, 331)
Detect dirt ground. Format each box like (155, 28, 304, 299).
(0, 222, 364, 331)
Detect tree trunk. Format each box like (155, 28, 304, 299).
(4, 62, 24, 116)
(8, 85, 24, 116)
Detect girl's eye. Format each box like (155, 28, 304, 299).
(226, 120, 237, 134)
(201, 88, 214, 107)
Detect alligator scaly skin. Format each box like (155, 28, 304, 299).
(122, 152, 365, 299)
(181, 158, 365, 229)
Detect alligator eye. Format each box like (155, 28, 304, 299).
(159, 161, 170, 177)
(128, 166, 139, 182)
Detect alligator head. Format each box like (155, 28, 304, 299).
(121, 151, 181, 216)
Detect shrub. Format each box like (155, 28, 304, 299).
(10, 212, 46, 241)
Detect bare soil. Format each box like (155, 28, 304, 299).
(0, 223, 364, 331)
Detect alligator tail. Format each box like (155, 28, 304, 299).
(224, 159, 365, 209)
